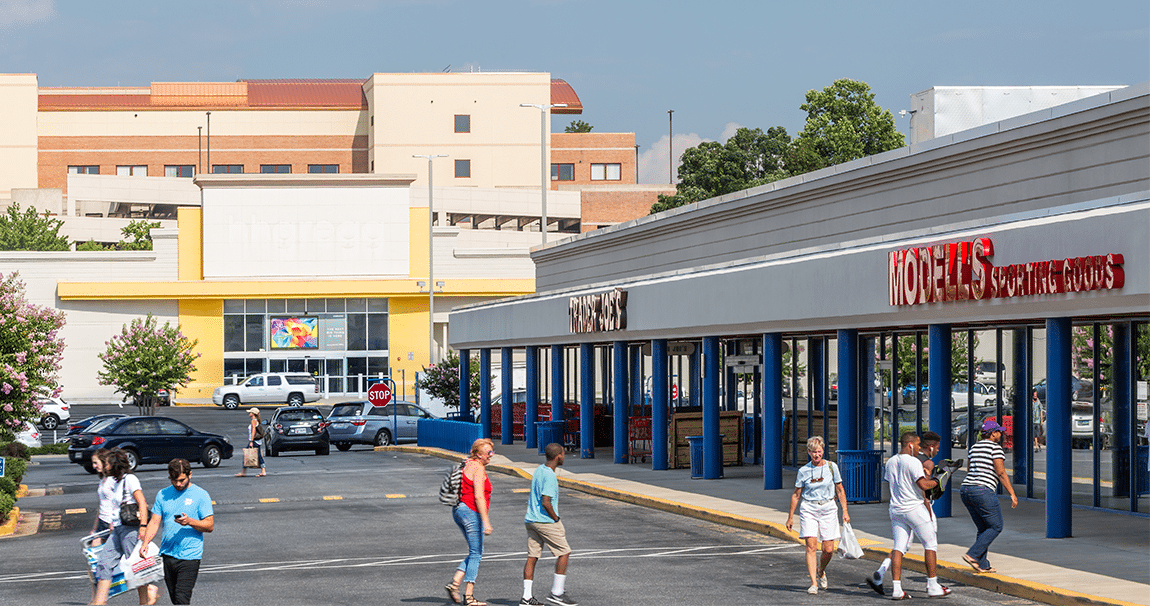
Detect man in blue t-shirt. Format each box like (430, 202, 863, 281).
(137, 459, 215, 605)
(520, 443, 576, 606)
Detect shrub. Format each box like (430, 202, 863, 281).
(1, 441, 29, 460)
(27, 443, 68, 456)
(0, 476, 15, 497)
(1, 457, 27, 484)
(0, 491, 14, 526)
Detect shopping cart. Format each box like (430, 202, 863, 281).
(81, 530, 129, 599)
(628, 417, 652, 463)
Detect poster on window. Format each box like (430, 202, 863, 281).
(270, 317, 319, 349)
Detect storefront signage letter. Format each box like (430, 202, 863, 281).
(569, 288, 628, 333)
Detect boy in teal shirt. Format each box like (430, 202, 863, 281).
(521, 443, 576, 606)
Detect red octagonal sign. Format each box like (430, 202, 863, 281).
(368, 382, 393, 406)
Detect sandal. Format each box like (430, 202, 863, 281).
(927, 586, 952, 597)
(463, 595, 487, 606)
(444, 582, 461, 604)
(961, 554, 981, 571)
(892, 593, 912, 600)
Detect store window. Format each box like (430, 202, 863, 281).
(308, 164, 339, 173)
(455, 159, 471, 178)
(165, 165, 194, 178)
(260, 164, 291, 174)
(117, 165, 148, 176)
(212, 165, 243, 174)
(455, 115, 470, 133)
(590, 163, 621, 181)
(551, 163, 574, 181)
(68, 166, 99, 175)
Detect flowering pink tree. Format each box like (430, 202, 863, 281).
(421, 350, 485, 414)
(0, 272, 66, 439)
(97, 314, 199, 415)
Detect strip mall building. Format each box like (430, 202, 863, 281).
(448, 84, 1150, 530)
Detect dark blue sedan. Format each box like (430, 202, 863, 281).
(68, 416, 233, 473)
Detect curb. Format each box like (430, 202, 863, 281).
(16, 484, 29, 498)
(382, 445, 1139, 606)
(0, 507, 20, 537)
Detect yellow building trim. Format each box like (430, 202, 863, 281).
(410, 206, 429, 279)
(179, 299, 224, 399)
(177, 207, 203, 281)
(388, 297, 431, 398)
(57, 279, 534, 301)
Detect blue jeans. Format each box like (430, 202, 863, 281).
(453, 503, 484, 583)
(960, 484, 1003, 569)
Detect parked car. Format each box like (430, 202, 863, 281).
(949, 382, 1000, 410)
(1033, 376, 1093, 404)
(829, 373, 838, 400)
(951, 406, 1001, 448)
(67, 416, 233, 472)
(14, 421, 42, 449)
(59, 413, 129, 444)
(327, 401, 436, 450)
(212, 373, 321, 409)
(264, 406, 330, 456)
(36, 395, 71, 430)
(1071, 402, 1112, 449)
(974, 361, 1005, 384)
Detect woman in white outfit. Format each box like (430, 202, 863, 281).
(785, 436, 850, 595)
(90, 448, 158, 605)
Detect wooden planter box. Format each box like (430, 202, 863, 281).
(783, 407, 838, 465)
(669, 411, 743, 469)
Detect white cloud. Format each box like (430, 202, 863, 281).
(0, 0, 55, 28)
(636, 122, 743, 185)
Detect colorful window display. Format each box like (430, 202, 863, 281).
(270, 317, 319, 349)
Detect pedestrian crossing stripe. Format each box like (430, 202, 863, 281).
(65, 508, 86, 515)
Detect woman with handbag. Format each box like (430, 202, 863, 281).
(90, 448, 158, 605)
(235, 407, 266, 477)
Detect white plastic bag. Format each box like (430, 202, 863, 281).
(836, 523, 864, 559)
(120, 541, 164, 589)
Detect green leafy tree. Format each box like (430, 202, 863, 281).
(76, 240, 112, 251)
(118, 220, 161, 251)
(1071, 324, 1150, 391)
(0, 203, 70, 251)
(564, 120, 593, 133)
(0, 272, 67, 441)
(791, 79, 905, 169)
(651, 126, 792, 214)
(420, 350, 487, 414)
(97, 314, 199, 416)
(886, 333, 978, 399)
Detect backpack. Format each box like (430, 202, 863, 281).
(439, 461, 464, 506)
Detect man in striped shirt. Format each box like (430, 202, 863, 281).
(959, 419, 1019, 574)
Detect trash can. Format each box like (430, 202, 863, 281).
(837, 450, 884, 503)
(686, 435, 704, 479)
(536, 421, 566, 455)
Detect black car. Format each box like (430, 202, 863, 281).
(68, 416, 233, 473)
(1033, 376, 1093, 404)
(63, 413, 129, 440)
(952, 406, 1000, 448)
(264, 407, 330, 456)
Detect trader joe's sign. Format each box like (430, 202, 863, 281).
(889, 238, 1124, 306)
(569, 288, 627, 333)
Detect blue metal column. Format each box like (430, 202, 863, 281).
(651, 339, 669, 470)
(613, 341, 629, 464)
(689, 350, 700, 408)
(763, 333, 783, 490)
(458, 349, 471, 421)
(810, 339, 825, 411)
(479, 348, 491, 438)
(837, 329, 859, 452)
(580, 343, 595, 459)
(630, 344, 643, 417)
(725, 341, 737, 412)
(526, 346, 539, 449)
(863, 337, 876, 450)
(1046, 317, 1073, 538)
(702, 336, 723, 479)
(928, 324, 953, 518)
(551, 345, 564, 422)
(500, 347, 513, 445)
(1011, 330, 1030, 484)
(1111, 324, 1132, 500)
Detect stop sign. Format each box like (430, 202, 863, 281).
(367, 382, 393, 406)
(671, 383, 679, 401)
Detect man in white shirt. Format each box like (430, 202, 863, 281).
(884, 432, 951, 599)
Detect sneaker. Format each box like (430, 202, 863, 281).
(807, 585, 818, 595)
(547, 593, 578, 606)
(520, 598, 545, 606)
(818, 573, 828, 589)
(866, 573, 885, 595)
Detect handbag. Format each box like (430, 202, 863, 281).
(243, 447, 260, 468)
(836, 522, 863, 559)
(119, 478, 140, 527)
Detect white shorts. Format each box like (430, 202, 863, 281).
(798, 500, 840, 542)
(890, 505, 937, 552)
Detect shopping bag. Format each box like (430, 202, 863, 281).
(120, 541, 164, 589)
(836, 522, 864, 559)
(243, 447, 260, 468)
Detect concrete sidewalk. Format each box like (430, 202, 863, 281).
(389, 443, 1149, 606)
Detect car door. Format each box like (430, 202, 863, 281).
(156, 418, 199, 461)
(395, 404, 420, 441)
(265, 375, 286, 402)
(243, 375, 268, 402)
(115, 418, 163, 462)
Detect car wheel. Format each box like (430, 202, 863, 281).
(201, 444, 222, 468)
(335, 442, 352, 452)
(41, 414, 60, 430)
(84, 463, 96, 474)
(268, 442, 279, 457)
(317, 445, 330, 456)
(374, 430, 392, 447)
(223, 395, 240, 410)
(123, 449, 139, 472)
(287, 393, 304, 407)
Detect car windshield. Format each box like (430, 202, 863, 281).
(277, 410, 323, 422)
(329, 404, 363, 418)
(84, 419, 115, 433)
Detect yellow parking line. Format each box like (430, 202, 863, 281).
(65, 508, 87, 515)
(385, 494, 406, 499)
(259, 498, 279, 503)
(323, 495, 343, 500)
(512, 488, 530, 493)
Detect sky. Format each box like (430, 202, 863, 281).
(2, 0, 1147, 184)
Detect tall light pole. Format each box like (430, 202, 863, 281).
(414, 154, 448, 365)
(519, 102, 567, 243)
(205, 111, 211, 172)
(667, 110, 674, 184)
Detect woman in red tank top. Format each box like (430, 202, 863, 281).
(446, 438, 495, 606)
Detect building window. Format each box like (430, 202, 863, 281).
(260, 164, 291, 174)
(165, 165, 194, 178)
(551, 163, 574, 181)
(212, 165, 243, 174)
(116, 165, 148, 176)
(454, 114, 470, 133)
(590, 163, 621, 181)
(455, 159, 471, 178)
(308, 164, 339, 174)
(68, 166, 99, 175)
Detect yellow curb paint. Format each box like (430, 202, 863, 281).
(65, 508, 87, 515)
(258, 498, 279, 503)
(0, 507, 19, 537)
(323, 496, 343, 501)
(16, 485, 29, 498)
(385, 494, 406, 499)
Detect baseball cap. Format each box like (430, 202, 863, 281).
(982, 419, 1006, 433)
(247, 407, 260, 415)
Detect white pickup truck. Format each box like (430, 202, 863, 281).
(212, 373, 321, 409)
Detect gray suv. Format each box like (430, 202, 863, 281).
(326, 401, 436, 450)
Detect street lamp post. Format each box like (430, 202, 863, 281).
(413, 154, 448, 365)
(667, 109, 674, 185)
(519, 102, 567, 244)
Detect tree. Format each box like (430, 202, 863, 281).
(1071, 324, 1150, 391)
(0, 203, 70, 251)
(651, 126, 792, 214)
(118, 220, 161, 251)
(420, 350, 486, 414)
(887, 333, 978, 395)
(565, 120, 593, 133)
(0, 272, 66, 440)
(97, 314, 199, 416)
(791, 79, 905, 169)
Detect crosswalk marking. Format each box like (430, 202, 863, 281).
(65, 508, 86, 515)
(323, 495, 342, 500)
(258, 498, 279, 503)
